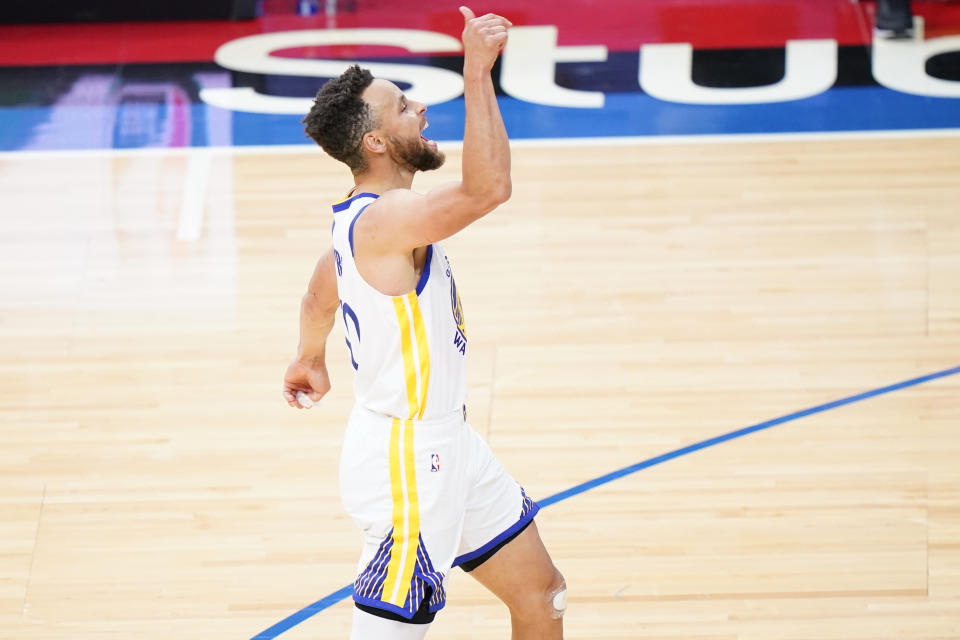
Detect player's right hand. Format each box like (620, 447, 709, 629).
(459, 6, 512, 72)
(282, 359, 331, 409)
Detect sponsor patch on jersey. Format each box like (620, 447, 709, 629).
(450, 275, 467, 355)
(450, 275, 466, 338)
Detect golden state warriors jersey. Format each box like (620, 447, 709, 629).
(331, 192, 468, 422)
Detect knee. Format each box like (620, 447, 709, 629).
(511, 567, 567, 624)
(546, 568, 567, 620)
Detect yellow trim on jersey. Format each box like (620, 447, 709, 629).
(392, 297, 419, 421)
(381, 294, 432, 609)
(382, 417, 407, 603)
(407, 292, 431, 420)
(331, 190, 357, 207)
(381, 418, 422, 608)
(396, 418, 420, 602)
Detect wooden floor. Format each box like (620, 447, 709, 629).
(1, 135, 959, 640)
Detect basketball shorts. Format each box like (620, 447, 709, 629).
(339, 405, 540, 621)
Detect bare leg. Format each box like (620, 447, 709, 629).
(349, 607, 431, 640)
(466, 521, 565, 640)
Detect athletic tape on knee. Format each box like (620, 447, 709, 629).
(549, 585, 567, 619)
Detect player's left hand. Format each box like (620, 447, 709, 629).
(282, 359, 331, 409)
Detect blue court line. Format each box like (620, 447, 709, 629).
(251, 364, 960, 640)
(251, 586, 353, 640)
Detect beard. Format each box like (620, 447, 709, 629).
(387, 134, 446, 172)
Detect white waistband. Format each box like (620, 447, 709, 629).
(351, 404, 466, 428)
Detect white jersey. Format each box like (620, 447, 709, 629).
(331, 192, 468, 422)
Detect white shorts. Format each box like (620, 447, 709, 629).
(339, 405, 539, 620)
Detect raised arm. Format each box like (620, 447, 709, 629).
(358, 6, 513, 251)
(282, 247, 339, 409)
(458, 6, 512, 207)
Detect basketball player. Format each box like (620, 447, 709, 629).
(281, 7, 566, 640)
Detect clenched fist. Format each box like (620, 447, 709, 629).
(282, 358, 331, 409)
(459, 6, 513, 73)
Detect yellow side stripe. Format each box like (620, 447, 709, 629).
(381, 294, 431, 609)
(381, 417, 406, 602)
(392, 296, 419, 421)
(396, 418, 420, 605)
(407, 292, 430, 420)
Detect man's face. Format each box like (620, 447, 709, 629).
(363, 79, 445, 172)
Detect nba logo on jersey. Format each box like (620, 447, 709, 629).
(430, 453, 440, 472)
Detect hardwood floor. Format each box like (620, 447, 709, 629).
(1, 134, 958, 639)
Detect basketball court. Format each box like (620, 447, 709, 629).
(1, 2, 959, 639)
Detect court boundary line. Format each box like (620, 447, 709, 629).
(176, 147, 213, 242)
(250, 364, 960, 640)
(3, 127, 960, 160)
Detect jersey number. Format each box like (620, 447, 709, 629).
(341, 301, 360, 370)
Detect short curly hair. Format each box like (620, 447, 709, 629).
(302, 65, 376, 173)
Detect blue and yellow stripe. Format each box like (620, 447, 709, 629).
(376, 291, 431, 611)
(352, 291, 435, 615)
